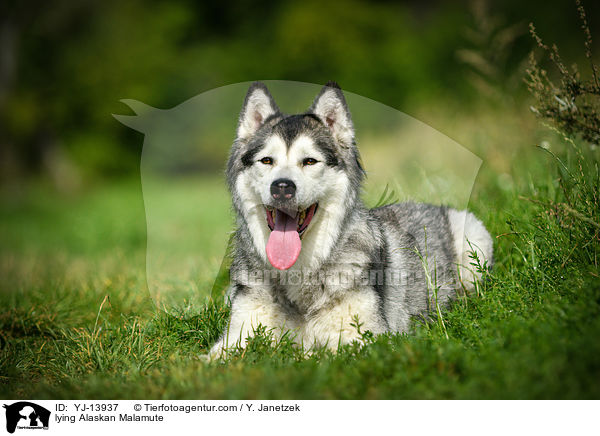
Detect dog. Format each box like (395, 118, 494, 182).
(209, 81, 493, 357)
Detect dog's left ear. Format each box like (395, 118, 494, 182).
(237, 82, 280, 141)
(309, 81, 354, 148)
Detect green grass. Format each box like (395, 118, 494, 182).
(1, 114, 599, 399)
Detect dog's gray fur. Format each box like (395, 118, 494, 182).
(209, 82, 493, 357)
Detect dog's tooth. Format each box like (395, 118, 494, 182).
(298, 210, 306, 226)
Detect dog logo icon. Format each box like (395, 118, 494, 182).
(3, 402, 50, 433)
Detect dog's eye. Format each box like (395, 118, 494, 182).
(303, 158, 318, 166)
(259, 157, 273, 165)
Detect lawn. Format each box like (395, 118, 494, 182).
(1, 106, 599, 399)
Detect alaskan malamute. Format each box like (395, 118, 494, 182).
(210, 82, 493, 357)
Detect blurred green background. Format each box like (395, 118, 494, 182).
(1, 0, 598, 186)
(2, 0, 599, 307)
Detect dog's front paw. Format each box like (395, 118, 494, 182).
(204, 340, 227, 361)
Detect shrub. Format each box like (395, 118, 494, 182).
(526, 0, 600, 147)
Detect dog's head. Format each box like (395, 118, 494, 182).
(227, 82, 364, 270)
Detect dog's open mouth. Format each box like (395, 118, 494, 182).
(264, 203, 318, 270)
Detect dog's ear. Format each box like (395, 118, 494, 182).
(237, 82, 280, 141)
(309, 81, 354, 148)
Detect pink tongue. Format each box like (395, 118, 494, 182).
(266, 210, 301, 270)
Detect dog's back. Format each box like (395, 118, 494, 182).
(370, 202, 493, 331)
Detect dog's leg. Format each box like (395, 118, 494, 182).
(208, 288, 298, 359)
(302, 288, 385, 352)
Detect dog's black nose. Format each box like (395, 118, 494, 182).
(271, 178, 296, 200)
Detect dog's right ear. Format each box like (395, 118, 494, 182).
(237, 82, 280, 141)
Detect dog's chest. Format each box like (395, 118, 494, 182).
(274, 263, 368, 315)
